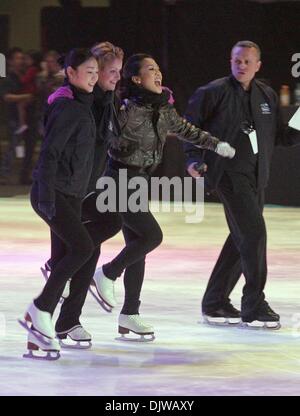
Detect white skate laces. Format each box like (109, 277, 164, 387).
(93, 267, 117, 308)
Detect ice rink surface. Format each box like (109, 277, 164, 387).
(0, 197, 300, 396)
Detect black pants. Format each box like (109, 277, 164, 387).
(31, 183, 94, 315)
(102, 167, 163, 280)
(54, 193, 122, 331)
(51, 168, 162, 331)
(202, 172, 267, 319)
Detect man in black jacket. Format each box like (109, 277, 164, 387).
(184, 40, 300, 329)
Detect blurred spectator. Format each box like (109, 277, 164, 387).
(15, 50, 43, 135)
(0, 48, 30, 184)
(36, 50, 64, 134)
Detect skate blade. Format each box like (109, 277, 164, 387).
(201, 316, 241, 326)
(58, 339, 92, 350)
(23, 350, 60, 361)
(239, 321, 281, 330)
(18, 318, 52, 346)
(115, 333, 155, 343)
(88, 286, 112, 313)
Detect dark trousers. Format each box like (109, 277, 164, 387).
(31, 183, 94, 315)
(202, 172, 267, 319)
(51, 168, 163, 331)
(54, 193, 123, 331)
(102, 168, 163, 280)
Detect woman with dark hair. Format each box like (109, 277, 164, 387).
(40, 42, 125, 348)
(19, 48, 98, 359)
(92, 53, 235, 341)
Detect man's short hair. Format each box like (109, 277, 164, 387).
(231, 40, 261, 60)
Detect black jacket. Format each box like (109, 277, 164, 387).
(109, 99, 219, 173)
(33, 85, 96, 203)
(184, 76, 300, 190)
(87, 85, 120, 194)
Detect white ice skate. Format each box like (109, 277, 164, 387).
(40, 262, 71, 302)
(23, 329, 60, 361)
(116, 314, 155, 342)
(18, 302, 55, 343)
(56, 325, 92, 349)
(89, 267, 116, 313)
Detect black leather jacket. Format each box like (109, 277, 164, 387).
(108, 99, 219, 173)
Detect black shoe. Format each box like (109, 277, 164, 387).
(242, 301, 280, 329)
(202, 303, 241, 325)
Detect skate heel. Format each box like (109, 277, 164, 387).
(119, 326, 130, 334)
(25, 312, 32, 322)
(27, 341, 39, 351)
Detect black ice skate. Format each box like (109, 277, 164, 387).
(115, 314, 155, 342)
(202, 304, 241, 326)
(56, 325, 92, 349)
(240, 302, 281, 330)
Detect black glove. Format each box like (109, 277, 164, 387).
(38, 202, 56, 220)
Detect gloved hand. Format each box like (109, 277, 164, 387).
(38, 202, 56, 220)
(215, 142, 236, 159)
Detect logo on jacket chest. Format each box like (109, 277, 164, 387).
(260, 103, 271, 115)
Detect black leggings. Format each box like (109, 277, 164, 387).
(55, 187, 159, 331)
(102, 167, 163, 281)
(53, 167, 162, 330)
(31, 183, 94, 315)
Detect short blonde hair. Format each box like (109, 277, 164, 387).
(91, 41, 124, 69)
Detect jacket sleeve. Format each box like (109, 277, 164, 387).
(183, 86, 219, 166)
(38, 100, 80, 203)
(167, 105, 219, 151)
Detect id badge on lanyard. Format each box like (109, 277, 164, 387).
(248, 130, 258, 154)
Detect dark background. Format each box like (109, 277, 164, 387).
(4, 0, 300, 204)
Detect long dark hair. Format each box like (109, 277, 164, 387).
(121, 53, 152, 100)
(58, 48, 95, 80)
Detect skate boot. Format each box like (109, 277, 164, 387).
(202, 303, 241, 326)
(241, 302, 281, 330)
(23, 329, 60, 361)
(89, 266, 116, 313)
(18, 302, 55, 344)
(56, 325, 92, 349)
(40, 262, 71, 302)
(116, 314, 155, 342)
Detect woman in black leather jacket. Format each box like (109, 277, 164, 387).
(92, 53, 235, 340)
